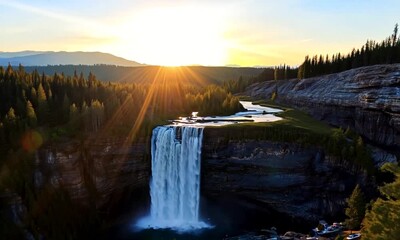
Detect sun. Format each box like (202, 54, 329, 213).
(120, 6, 228, 66)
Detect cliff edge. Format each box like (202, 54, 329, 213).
(245, 64, 400, 147)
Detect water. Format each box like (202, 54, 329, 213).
(173, 101, 282, 126)
(111, 193, 310, 239)
(136, 126, 211, 232)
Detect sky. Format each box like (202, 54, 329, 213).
(0, 0, 399, 66)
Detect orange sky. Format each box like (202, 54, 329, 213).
(1, 0, 399, 66)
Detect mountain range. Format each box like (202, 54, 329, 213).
(0, 51, 143, 67)
(1, 51, 265, 83)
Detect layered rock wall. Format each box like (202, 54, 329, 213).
(34, 137, 150, 207)
(245, 64, 400, 147)
(201, 130, 366, 221)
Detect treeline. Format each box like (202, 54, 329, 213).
(223, 65, 297, 93)
(343, 162, 400, 239)
(298, 24, 400, 79)
(0, 65, 243, 238)
(21, 65, 264, 84)
(225, 24, 400, 94)
(326, 128, 374, 174)
(185, 86, 243, 116)
(361, 163, 400, 239)
(0, 65, 242, 152)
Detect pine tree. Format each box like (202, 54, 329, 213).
(69, 103, 79, 130)
(0, 121, 5, 153)
(16, 98, 27, 118)
(81, 101, 90, 131)
(62, 94, 71, 123)
(4, 107, 19, 146)
(362, 163, 400, 239)
(345, 184, 366, 231)
(26, 100, 37, 127)
(392, 23, 398, 47)
(30, 87, 37, 107)
(274, 67, 279, 80)
(0, 66, 4, 80)
(90, 99, 104, 132)
(5, 107, 17, 124)
(5, 64, 14, 80)
(297, 64, 304, 79)
(284, 65, 288, 80)
(37, 83, 49, 125)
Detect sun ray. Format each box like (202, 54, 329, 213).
(123, 66, 164, 144)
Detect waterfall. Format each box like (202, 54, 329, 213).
(136, 125, 210, 231)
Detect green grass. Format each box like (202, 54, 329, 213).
(208, 97, 338, 155)
(228, 97, 333, 135)
(213, 97, 375, 174)
(275, 106, 332, 135)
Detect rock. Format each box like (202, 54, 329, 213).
(245, 64, 400, 147)
(369, 145, 398, 167)
(1, 192, 36, 239)
(34, 137, 150, 207)
(201, 132, 367, 222)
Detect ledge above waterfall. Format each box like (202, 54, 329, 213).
(170, 101, 283, 127)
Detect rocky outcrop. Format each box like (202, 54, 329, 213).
(245, 64, 400, 147)
(34, 137, 150, 207)
(201, 132, 367, 221)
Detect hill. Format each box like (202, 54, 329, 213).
(21, 65, 264, 84)
(0, 51, 143, 67)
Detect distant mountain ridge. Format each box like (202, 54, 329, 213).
(22, 65, 265, 84)
(1, 51, 264, 84)
(0, 51, 143, 67)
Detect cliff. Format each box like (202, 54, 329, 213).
(245, 64, 400, 148)
(34, 137, 150, 207)
(6, 65, 400, 235)
(5, 128, 396, 237)
(202, 129, 370, 222)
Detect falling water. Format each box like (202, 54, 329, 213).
(136, 126, 210, 231)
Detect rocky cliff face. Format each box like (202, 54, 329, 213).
(201, 129, 367, 221)
(30, 126, 395, 224)
(245, 64, 400, 147)
(7, 127, 394, 233)
(34, 137, 150, 207)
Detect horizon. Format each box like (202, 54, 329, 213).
(0, 50, 272, 68)
(1, 0, 399, 67)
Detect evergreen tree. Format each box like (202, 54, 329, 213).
(274, 67, 279, 80)
(0, 121, 5, 153)
(362, 163, 400, 239)
(26, 100, 37, 127)
(30, 87, 37, 107)
(345, 184, 366, 231)
(69, 103, 79, 130)
(4, 107, 19, 146)
(16, 98, 27, 118)
(90, 100, 104, 132)
(37, 83, 49, 124)
(62, 94, 71, 123)
(297, 23, 400, 78)
(5, 64, 14, 80)
(5, 107, 17, 125)
(391, 23, 398, 47)
(297, 64, 304, 79)
(0, 66, 4, 80)
(81, 101, 90, 131)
